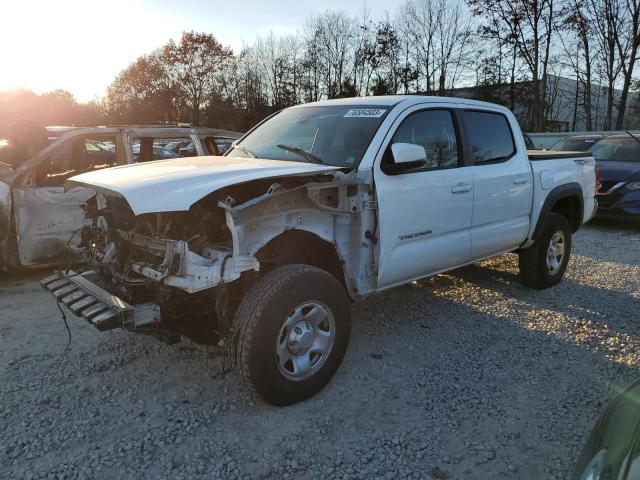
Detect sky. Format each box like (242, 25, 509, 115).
(0, 0, 403, 102)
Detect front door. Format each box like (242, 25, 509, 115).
(13, 133, 124, 266)
(375, 107, 473, 289)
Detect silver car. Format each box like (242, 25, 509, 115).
(0, 125, 241, 270)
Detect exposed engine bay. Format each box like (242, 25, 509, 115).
(62, 172, 377, 344)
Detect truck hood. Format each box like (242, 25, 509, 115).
(65, 156, 342, 215)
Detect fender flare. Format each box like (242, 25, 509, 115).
(532, 182, 583, 240)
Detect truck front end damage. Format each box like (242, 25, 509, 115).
(43, 170, 377, 344)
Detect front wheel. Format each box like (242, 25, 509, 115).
(232, 264, 351, 406)
(519, 212, 572, 289)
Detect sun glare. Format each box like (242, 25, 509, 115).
(0, 1, 190, 102)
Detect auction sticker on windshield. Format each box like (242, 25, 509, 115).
(343, 108, 387, 118)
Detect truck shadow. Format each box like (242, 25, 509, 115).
(589, 217, 640, 232)
(451, 259, 639, 337)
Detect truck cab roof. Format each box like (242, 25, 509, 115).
(298, 95, 511, 111)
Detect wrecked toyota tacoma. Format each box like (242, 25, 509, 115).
(43, 96, 598, 405)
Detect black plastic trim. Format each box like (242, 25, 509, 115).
(453, 109, 474, 167)
(532, 182, 584, 239)
(528, 151, 594, 161)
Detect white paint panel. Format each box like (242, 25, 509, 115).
(376, 167, 473, 288)
(65, 156, 341, 215)
(470, 154, 532, 258)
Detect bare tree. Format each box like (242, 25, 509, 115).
(252, 34, 303, 108)
(562, 0, 597, 130)
(467, 0, 557, 131)
(615, 0, 640, 128)
(588, 0, 626, 129)
(304, 12, 358, 98)
(17, 4, 640, 134)
(399, 0, 474, 95)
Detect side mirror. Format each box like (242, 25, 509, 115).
(391, 143, 427, 165)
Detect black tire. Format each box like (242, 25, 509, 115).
(232, 264, 351, 406)
(519, 213, 572, 289)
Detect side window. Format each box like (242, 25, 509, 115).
(214, 137, 235, 155)
(35, 135, 122, 187)
(462, 111, 515, 164)
(132, 137, 196, 162)
(201, 136, 236, 156)
(382, 109, 459, 174)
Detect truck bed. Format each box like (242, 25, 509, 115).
(526, 149, 597, 245)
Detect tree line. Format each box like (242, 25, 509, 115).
(2, 0, 639, 135)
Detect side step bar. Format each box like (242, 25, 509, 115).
(41, 270, 159, 332)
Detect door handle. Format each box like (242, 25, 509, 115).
(513, 175, 529, 185)
(451, 183, 472, 194)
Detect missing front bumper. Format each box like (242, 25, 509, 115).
(41, 270, 160, 332)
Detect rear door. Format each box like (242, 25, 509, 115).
(375, 106, 474, 289)
(13, 133, 124, 266)
(462, 110, 532, 258)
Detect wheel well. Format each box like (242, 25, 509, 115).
(255, 230, 346, 288)
(549, 196, 582, 232)
(219, 231, 347, 332)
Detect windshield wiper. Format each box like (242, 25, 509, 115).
(625, 131, 640, 148)
(230, 144, 256, 158)
(276, 144, 325, 165)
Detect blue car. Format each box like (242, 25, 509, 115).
(592, 134, 640, 219)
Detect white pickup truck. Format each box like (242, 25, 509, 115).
(42, 96, 597, 405)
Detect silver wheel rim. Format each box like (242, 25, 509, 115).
(275, 301, 335, 381)
(546, 231, 565, 275)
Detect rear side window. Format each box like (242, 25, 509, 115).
(202, 136, 236, 155)
(215, 137, 235, 155)
(131, 136, 196, 162)
(462, 111, 515, 164)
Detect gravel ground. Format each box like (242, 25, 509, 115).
(1, 221, 640, 480)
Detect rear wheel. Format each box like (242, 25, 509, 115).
(232, 264, 351, 406)
(519, 213, 572, 289)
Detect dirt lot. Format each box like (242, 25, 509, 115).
(1, 222, 640, 480)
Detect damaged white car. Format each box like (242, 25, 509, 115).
(42, 96, 597, 405)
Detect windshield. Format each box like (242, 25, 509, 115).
(227, 105, 391, 167)
(589, 137, 640, 162)
(556, 138, 600, 152)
